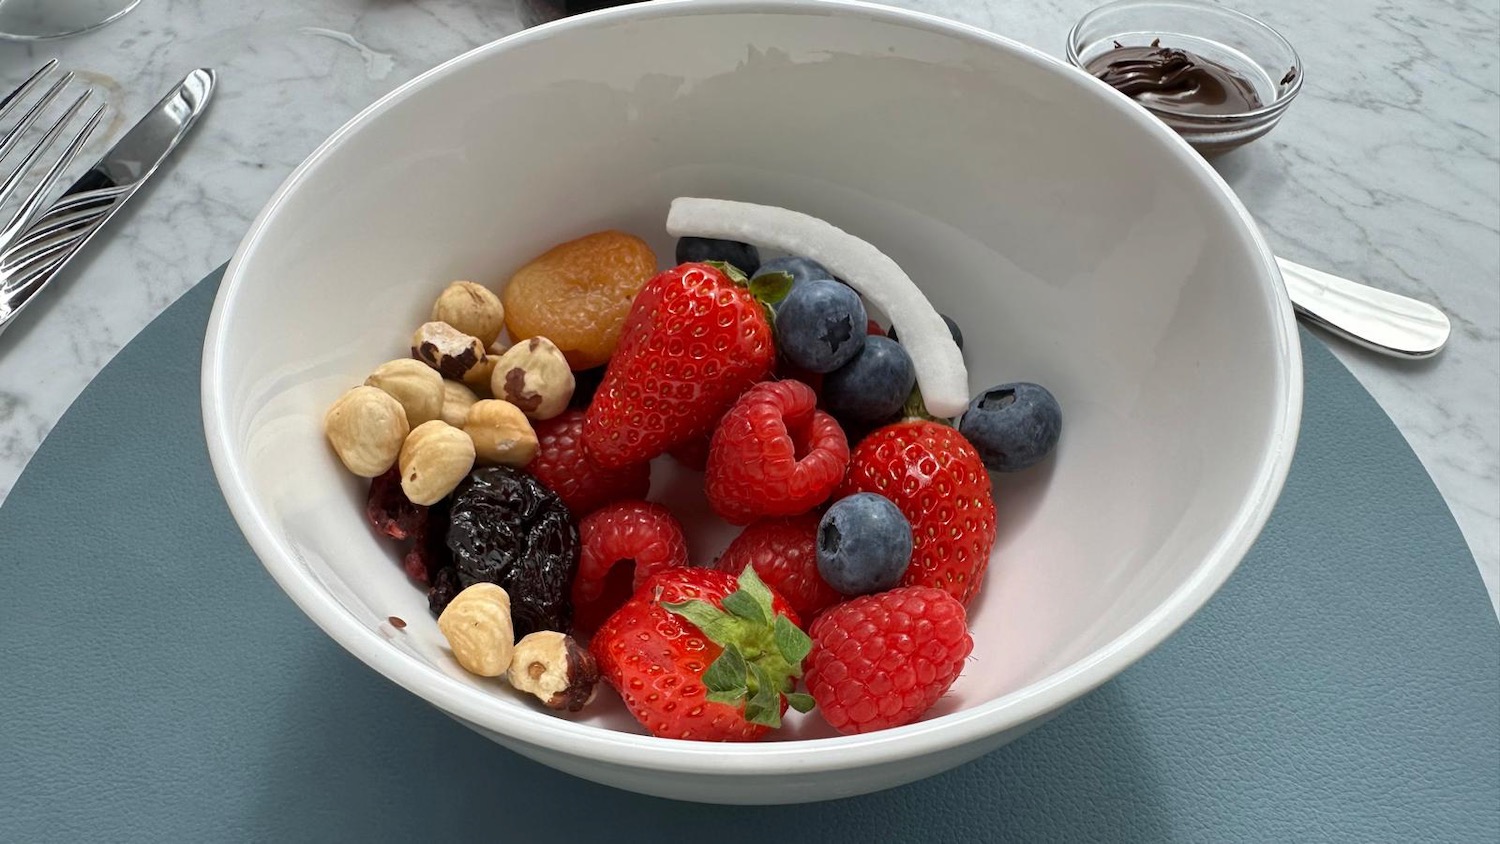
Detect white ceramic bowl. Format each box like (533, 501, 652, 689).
(202, 0, 1301, 805)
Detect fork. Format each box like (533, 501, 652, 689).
(0, 60, 105, 327)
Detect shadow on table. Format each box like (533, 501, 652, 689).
(252, 642, 1170, 843)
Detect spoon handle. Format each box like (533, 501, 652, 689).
(1277, 257, 1451, 359)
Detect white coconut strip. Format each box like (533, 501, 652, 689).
(667, 197, 969, 417)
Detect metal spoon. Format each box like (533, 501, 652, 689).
(1277, 257, 1450, 359)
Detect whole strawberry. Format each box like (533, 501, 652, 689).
(838, 420, 997, 605)
(571, 500, 689, 633)
(805, 587, 972, 735)
(527, 409, 650, 518)
(591, 567, 814, 741)
(705, 380, 849, 524)
(584, 263, 775, 469)
(713, 514, 844, 620)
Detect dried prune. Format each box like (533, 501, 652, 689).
(402, 498, 453, 585)
(428, 566, 461, 615)
(446, 466, 579, 637)
(366, 468, 424, 540)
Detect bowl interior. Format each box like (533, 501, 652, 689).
(206, 2, 1296, 749)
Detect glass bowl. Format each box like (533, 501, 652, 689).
(1067, 0, 1303, 154)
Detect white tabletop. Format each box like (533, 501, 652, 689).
(1, 0, 1495, 613)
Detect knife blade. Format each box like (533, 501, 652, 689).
(0, 68, 216, 334)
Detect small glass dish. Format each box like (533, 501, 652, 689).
(1067, 0, 1303, 155)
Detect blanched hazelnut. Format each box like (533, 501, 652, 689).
(490, 337, 575, 421)
(432, 281, 505, 347)
(324, 385, 409, 477)
(463, 400, 539, 467)
(398, 420, 476, 505)
(439, 380, 481, 428)
(505, 631, 599, 711)
(365, 359, 444, 427)
(438, 583, 514, 677)
(412, 322, 486, 381)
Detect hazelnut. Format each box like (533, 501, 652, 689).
(438, 583, 515, 677)
(411, 322, 486, 381)
(365, 359, 444, 427)
(432, 281, 505, 347)
(398, 420, 476, 505)
(490, 337, 575, 421)
(462, 353, 497, 395)
(324, 385, 409, 477)
(463, 399, 539, 467)
(439, 380, 481, 428)
(505, 631, 599, 711)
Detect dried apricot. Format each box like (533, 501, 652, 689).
(502, 231, 656, 370)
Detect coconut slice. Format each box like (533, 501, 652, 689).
(666, 197, 968, 417)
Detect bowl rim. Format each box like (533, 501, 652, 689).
(1063, 0, 1305, 121)
(202, 0, 1303, 775)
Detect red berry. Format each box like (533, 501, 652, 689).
(865, 318, 883, 336)
(705, 380, 849, 525)
(584, 263, 775, 469)
(591, 568, 812, 741)
(668, 431, 712, 471)
(713, 514, 843, 619)
(839, 420, 997, 605)
(527, 409, 650, 518)
(572, 501, 689, 633)
(775, 357, 824, 395)
(805, 587, 972, 735)
(365, 467, 423, 540)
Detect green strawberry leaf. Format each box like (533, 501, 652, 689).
(721, 589, 767, 625)
(735, 566, 778, 625)
(773, 615, 812, 669)
(902, 383, 953, 426)
(702, 644, 750, 694)
(748, 271, 795, 306)
(662, 599, 745, 645)
(707, 689, 748, 706)
(704, 260, 749, 285)
(786, 692, 817, 714)
(744, 663, 784, 728)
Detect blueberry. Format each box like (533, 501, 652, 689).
(959, 382, 1062, 472)
(817, 493, 913, 596)
(676, 237, 761, 276)
(752, 255, 835, 291)
(821, 335, 916, 423)
(774, 279, 867, 373)
(888, 314, 964, 350)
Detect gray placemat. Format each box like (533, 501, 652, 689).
(1, 267, 1496, 842)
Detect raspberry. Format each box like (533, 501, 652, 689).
(705, 380, 849, 525)
(866, 318, 884, 336)
(668, 431, 711, 471)
(805, 587, 972, 735)
(572, 501, 689, 633)
(712, 514, 844, 619)
(527, 409, 650, 518)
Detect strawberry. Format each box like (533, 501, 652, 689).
(591, 567, 814, 741)
(571, 501, 689, 634)
(712, 514, 844, 620)
(705, 380, 849, 524)
(805, 586, 972, 734)
(527, 409, 650, 518)
(837, 420, 997, 605)
(583, 263, 776, 469)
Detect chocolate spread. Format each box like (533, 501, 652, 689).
(1086, 40, 1263, 115)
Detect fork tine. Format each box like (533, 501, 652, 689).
(0, 100, 105, 245)
(0, 70, 75, 167)
(0, 87, 90, 215)
(0, 59, 59, 123)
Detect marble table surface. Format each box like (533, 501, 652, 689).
(0, 0, 1496, 612)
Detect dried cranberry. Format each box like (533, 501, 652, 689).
(428, 566, 461, 615)
(401, 498, 452, 584)
(366, 468, 425, 540)
(446, 466, 579, 637)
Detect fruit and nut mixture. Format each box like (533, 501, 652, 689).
(325, 199, 1063, 739)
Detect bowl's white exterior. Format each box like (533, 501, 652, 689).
(202, 0, 1301, 804)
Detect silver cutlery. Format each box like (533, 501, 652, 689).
(1277, 257, 1451, 359)
(0, 64, 215, 336)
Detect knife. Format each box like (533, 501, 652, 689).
(0, 68, 216, 334)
